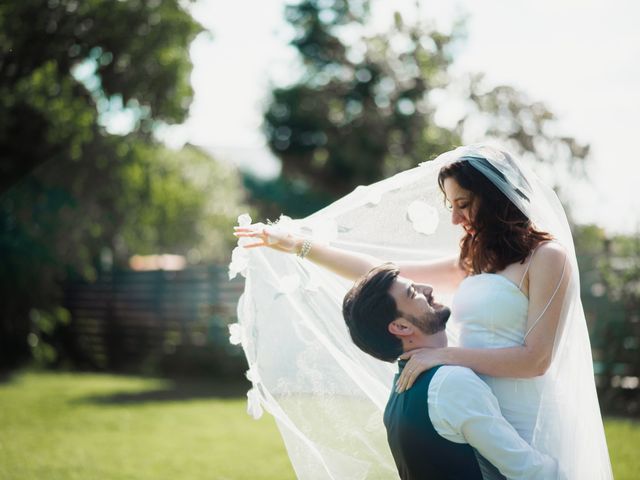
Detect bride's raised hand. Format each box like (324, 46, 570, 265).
(233, 223, 303, 254)
(395, 348, 444, 393)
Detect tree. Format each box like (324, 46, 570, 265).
(0, 0, 201, 190)
(596, 233, 640, 414)
(0, 0, 248, 367)
(257, 0, 587, 217)
(262, 2, 458, 203)
(460, 76, 589, 191)
(573, 225, 640, 415)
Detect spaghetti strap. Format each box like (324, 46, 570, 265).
(524, 254, 567, 339)
(518, 241, 552, 289)
(518, 252, 536, 289)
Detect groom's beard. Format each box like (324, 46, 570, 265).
(406, 306, 451, 335)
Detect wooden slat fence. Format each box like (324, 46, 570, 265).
(63, 265, 245, 374)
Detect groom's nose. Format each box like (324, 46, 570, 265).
(420, 284, 434, 296)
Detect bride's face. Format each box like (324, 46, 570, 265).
(442, 177, 477, 236)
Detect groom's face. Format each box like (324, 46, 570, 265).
(389, 276, 451, 335)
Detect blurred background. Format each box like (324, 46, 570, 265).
(1, 0, 639, 478)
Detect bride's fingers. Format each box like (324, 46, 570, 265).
(396, 361, 420, 393)
(397, 372, 414, 393)
(397, 373, 409, 393)
(234, 232, 261, 238)
(234, 227, 264, 235)
(396, 367, 410, 392)
(243, 242, 267, 249)
(403, 371, 417, 391)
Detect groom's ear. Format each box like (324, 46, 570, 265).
(388, 318, 413, 337)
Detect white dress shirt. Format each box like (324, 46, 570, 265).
(427, 365, 559, 480)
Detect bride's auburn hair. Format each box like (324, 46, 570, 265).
(437, 158, 553, 275)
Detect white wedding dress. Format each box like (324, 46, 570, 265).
(451, 272, 544, 445)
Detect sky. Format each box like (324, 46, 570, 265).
(156, 0, 640, 235)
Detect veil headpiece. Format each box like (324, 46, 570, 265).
(229, 144, 612, 479)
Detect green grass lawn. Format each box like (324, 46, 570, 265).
(0, 371, 295, 480)
(603, 417, 640, 480)
(0, 370, 638, 479)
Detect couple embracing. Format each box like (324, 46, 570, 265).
(233, 145, 612, 479)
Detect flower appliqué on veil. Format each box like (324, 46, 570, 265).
(227, 322, 244, 346)
(229, 213, 253, 280)
(245, 364, 264, 420)
(407, 200, 439, 235)
(246, 387, 263, 420)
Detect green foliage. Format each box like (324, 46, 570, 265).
(0, 0, 201, 191)
(0, 0, 249, 367)
(28, 306, 72, 367)
(262, 0, 459, 205)
(111, 142, 248, 262)
(242, 173, 335, 219)
(574, 225, 640, 415)
(1, 141, 247, 366)
(256, 0, 588, 216)
(461, 79, 590, 184)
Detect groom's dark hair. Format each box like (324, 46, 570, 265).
(342, 263, 403, 362)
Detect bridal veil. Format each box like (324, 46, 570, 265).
(228, 145, 612, 479)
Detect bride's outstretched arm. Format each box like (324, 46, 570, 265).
(396, 243, 571, 392)
(297, 242, 382, 281)
(397, 257, 466, 292)
(234, 223, 381, 281)
(234, 223, 463, 288)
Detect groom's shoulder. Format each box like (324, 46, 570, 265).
(432, 365, 488, 396)
(436, 365, 480, 382)
(429, 367, 495, 421)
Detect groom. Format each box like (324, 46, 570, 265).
(342, 263, 558, 480)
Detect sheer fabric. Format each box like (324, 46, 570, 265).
(229, 145, 612, 479)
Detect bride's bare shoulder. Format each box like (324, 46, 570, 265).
(536, 240, 567, 258)
(530, 241, 570, 276)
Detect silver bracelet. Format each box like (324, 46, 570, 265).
(297, 239, 312, 259)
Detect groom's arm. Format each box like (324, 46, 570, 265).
(428, 366, 559, 480)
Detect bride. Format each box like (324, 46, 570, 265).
(232, 144, 612, 479)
